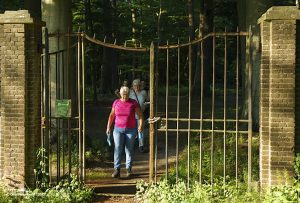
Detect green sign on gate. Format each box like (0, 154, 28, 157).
(56, 99, 71, 118)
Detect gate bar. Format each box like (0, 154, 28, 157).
(187, 38, 192, 188)
(161, 118, 249, 122)
(149, 42, 155, 182)
(235, 27, 240, 188)
(44, 27, 50, 182)
(165, 41, 169, 179)
(211, 31, 216, 192)
(67, 29, 72, 180)
(81, 34, 86, 182)
(176, 39, 180, 182)
(223, 27, 227, 191)
(199, 40, 204, 184)
(56, 51, 60, 182)
(247, 26, 253, 190)
(77, 33, 82, 179)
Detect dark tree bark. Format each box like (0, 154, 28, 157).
(25, 0, 41, 19)
(237, 0, 273, 129)
(192, 0, 214, 97)
(187, 0, 199, 97)
(100, 0, 118, 94)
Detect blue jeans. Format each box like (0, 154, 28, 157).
(113, 127, 137, 170)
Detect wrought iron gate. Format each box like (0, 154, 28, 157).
(41, 27, 254, 190)
(41, 29, 86, 183)
(148, 27, 254, 190)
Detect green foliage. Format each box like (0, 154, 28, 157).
(294, 153, 300, 181)
(136, 152, 300, 203)
(0, 183, 22, 202)
(167, 132, 259, 185)
(23, 174, 94, 203)
(85, 136, 110, 167)
(136, 179, 262, 203)
(136, 179, 210, 203)
(34, 148, 50, 190)
(0, 175, 94, 203)
(263, 183, 300, 203)
(0, 174, 94, 203)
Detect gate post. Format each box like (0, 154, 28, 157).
(149, 42, 155, 182)
(258, 6, 300, 188)
(0, 10, 43, 189)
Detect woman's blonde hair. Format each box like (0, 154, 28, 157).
(120, 86, 130, 95)
(132, 79, 141, 86)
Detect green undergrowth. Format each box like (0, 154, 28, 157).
(136, 168, 300, 203)
(136, 178, 300, 203)
(0, 175, 94, 203)
(0, 148, 94, 203)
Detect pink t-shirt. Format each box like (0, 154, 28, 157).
(113, 98, 139, 128)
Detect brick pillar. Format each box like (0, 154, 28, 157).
(258, 6, 300, 188)
(0, 10, 42, 189)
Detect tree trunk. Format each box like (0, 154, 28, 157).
(100, 0, 118, 94)
(25, 0, 41, 19)
(42, 0, 73, 110)
(237, 0, 272, 130)
(193, 0, 214, 97)
(187, 0, 198, 97)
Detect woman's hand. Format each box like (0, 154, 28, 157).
(106, 128, 110, 135)
(138, 125, 143, 133)
(106, 108, 115, 136)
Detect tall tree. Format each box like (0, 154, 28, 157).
(42, 0, 73, 111)
(100, 0, 118, 93)
(236, 0, 273, 129)
(25, 0, 41, 19)
(193, 0, 214, 96)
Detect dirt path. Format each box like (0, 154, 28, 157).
(85, 99, 178, 202)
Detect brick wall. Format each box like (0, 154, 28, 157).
(260, 20, 271, 187)
(0, 10, 41, 189)
(24, 23, 41, 186)
(258, 6, 300, 188)
(1, 22, 27, 189)
(269, 20, 295, 185)
(0, 23, 3, 180)
(295, 21, 300, 153)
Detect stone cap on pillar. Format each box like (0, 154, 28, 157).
(258, 6, 300, 24)
(0, 10, 45, 26)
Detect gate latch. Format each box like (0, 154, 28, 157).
(41, 117, 47, 128)
(148, 117, 161, 124)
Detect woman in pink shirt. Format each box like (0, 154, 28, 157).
(106, 86, 144, 178)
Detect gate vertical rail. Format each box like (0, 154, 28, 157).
(81, 34, 86, 182)
(235, 27, 240, 188)
(247, 26, 253, 190)
(176, 39, 180, 183)
(149, 42, 155, 182)
(165, 41, 169, 180)
(223, 28, 227, 191)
